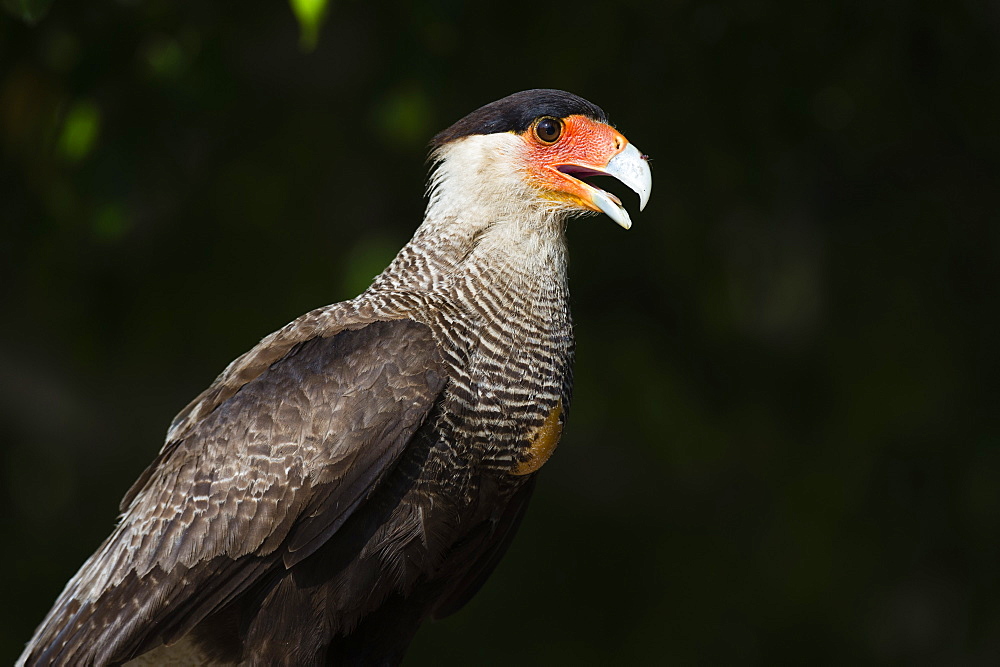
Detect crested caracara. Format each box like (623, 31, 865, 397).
(20, 89, 651, 666)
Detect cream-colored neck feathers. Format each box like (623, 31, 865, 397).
(373, 133, 573, 294)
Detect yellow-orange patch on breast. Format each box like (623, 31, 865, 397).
(513, 401, 564, 476)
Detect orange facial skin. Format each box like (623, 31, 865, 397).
(520, 114, 628, 212)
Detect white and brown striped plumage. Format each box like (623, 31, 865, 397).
(19, 90, 651, 666)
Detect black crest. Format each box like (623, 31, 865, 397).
(431, 89, 608, 147)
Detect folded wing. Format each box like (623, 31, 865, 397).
(21, 317, 447, 666)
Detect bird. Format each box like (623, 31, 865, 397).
(19, 89, 651, 666)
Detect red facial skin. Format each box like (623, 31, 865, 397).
(520, 114, 629, 212)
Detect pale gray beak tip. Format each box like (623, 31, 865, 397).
(605, 142, 652, 219)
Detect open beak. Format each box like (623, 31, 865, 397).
(557, 143, 652, 229)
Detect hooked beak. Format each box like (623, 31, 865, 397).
(557, 143, 652, 229)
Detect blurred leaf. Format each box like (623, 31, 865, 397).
(288, 0, 329, 51)
(372, 83, 432, 148)
(57, 99, 100, 162)
(144, 36, 184, 79)
(92, 203, 130, 242)
(2, 0, 54, 24)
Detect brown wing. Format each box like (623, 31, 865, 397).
(21, 317, 447, 666)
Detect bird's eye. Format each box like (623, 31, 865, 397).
(534, 117, 562, 144)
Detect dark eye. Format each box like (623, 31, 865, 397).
(534, 117, 562, 143)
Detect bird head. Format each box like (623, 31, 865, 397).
(429, 89, 651, 229)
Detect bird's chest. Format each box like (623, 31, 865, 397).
(438, 317, 574, 479)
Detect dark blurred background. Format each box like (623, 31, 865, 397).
(2, 0, 998, 663)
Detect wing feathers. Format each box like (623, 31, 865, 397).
(21, 317, 448, 666)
